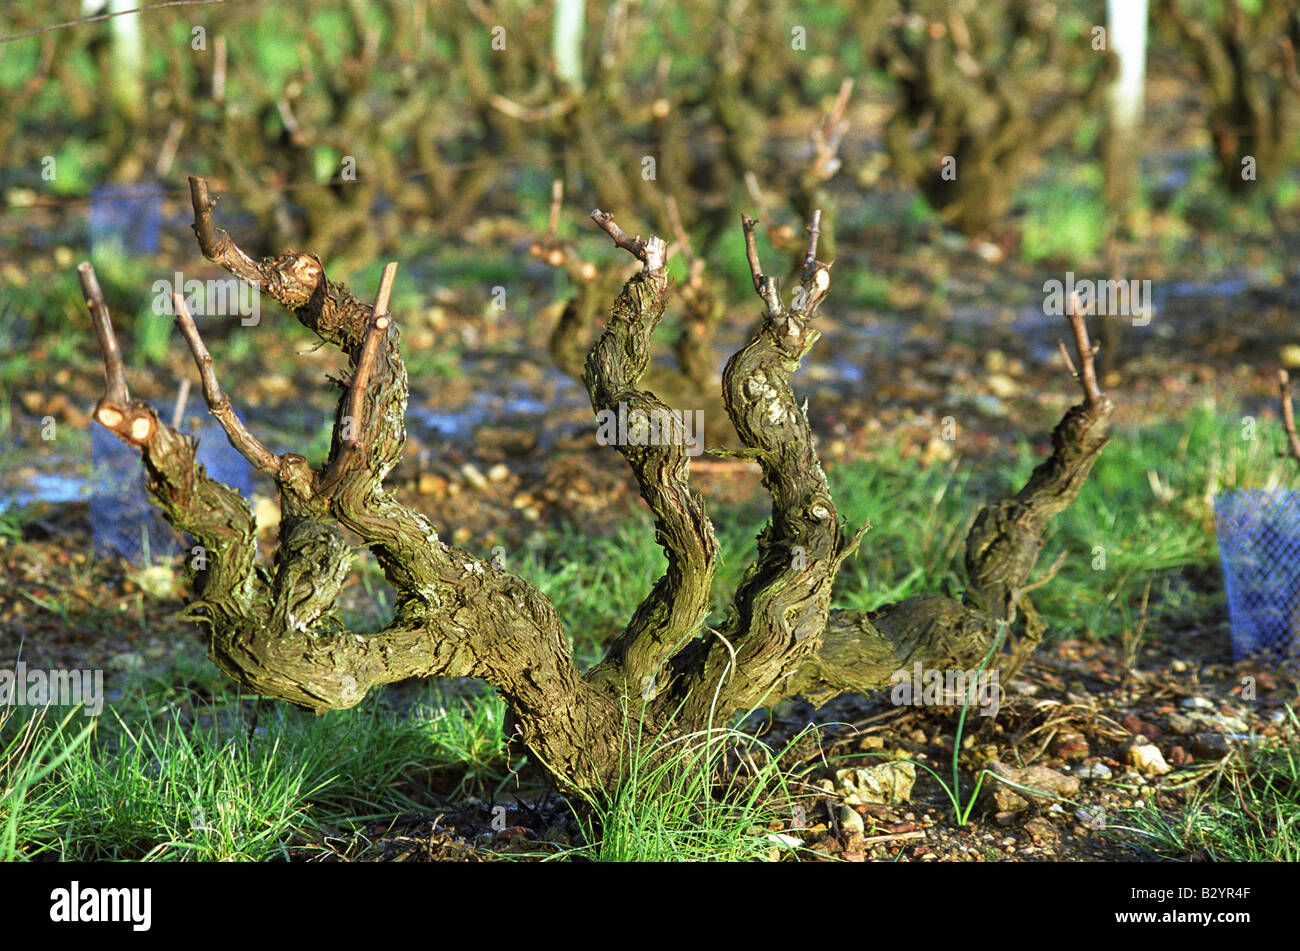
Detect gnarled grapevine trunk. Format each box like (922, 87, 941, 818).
(81, 177, 1113, 799)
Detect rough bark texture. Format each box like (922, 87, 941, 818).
(82, 179, 1113, 799)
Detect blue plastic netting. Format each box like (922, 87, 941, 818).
(91, 420, 255, 566)
(1213, 488, 1300, 663)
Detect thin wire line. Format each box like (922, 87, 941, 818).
(0, 0, 240, 44)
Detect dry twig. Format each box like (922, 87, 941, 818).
(1279, 369, 1300, 469)
(173, 292, 283, 475)
(321, 262, 398, 487)
(1057, 291, 1104, 406)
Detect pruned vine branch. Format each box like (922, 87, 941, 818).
(172, 291, 282, 476)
